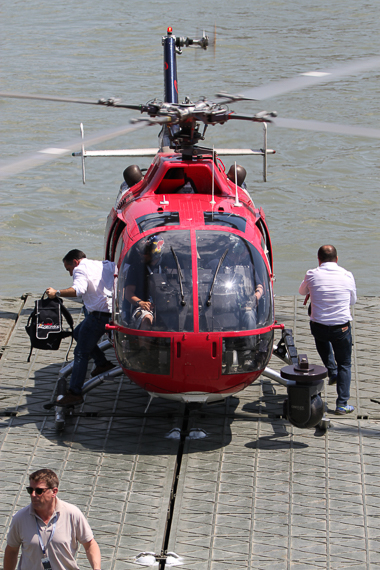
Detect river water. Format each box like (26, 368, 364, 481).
(1, 0, 379, 297)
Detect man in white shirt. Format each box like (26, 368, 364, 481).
(46, 249, 115, 407)
(4, 468, 101, 570)
(299, 245, 357, 415)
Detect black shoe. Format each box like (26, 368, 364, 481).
(91, 361, 116, 377)
(57, 390, 84, 407)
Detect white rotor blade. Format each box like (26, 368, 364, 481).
(272, 117, 380, 139)
(0, 120, 155, 180)
(217, 56, 380, 102)
(0, 91, 104, 105)
(0, 91, 143, 110)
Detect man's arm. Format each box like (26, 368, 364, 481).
(46, 287, 77, 299)
(350, 275, 357, 306)
(299, 276, 309, 296)
(82, 538, 101, 570)
(3, 544, 20, 570)
(254, 283, 264, 303)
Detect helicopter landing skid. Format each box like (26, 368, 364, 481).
(54, 367, 124, 431)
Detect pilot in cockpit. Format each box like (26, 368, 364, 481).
(207, 237, 264, 330)
(206, 236, 264, 370)
(125, 235, 164, 330)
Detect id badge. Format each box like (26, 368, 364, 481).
(41, 556, 52, 570)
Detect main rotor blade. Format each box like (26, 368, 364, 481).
(272, 117, 380, 139)
(217, 56, 380, 102)
(0, 121, 153, 180)
(0, 91, 143, 110)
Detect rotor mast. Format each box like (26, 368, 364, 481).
(160, 27, 209, 152)
(163, 27, 179, 104)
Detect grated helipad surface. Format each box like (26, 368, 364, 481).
(0, 295, 379, 569)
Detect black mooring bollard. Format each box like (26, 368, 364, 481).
(281, 354, 327, 428)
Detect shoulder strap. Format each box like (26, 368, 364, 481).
(27, 345, 33, 363)
(58, 298, 74, 361)
(26, 298, 40, 362)
(59, 300, 74, 331)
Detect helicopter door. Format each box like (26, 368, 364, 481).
(174, 336, 220, 384)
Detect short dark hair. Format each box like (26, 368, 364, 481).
(29, 469, 59, 488)
(62, 249, 86, 264)
(318, 245, 337, 263)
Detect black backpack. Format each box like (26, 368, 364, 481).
(25, 295, 74, 362)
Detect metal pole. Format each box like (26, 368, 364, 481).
(263, 122, 268, 182)
(163, 33, 178, 104)
(262, 366, 296, 387)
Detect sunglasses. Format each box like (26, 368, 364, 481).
(26, 487, 52, 496)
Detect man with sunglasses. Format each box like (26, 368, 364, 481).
(4, 469, 102, 570)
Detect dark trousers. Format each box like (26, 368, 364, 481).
(70, 311, 110, 394)
(310, 321, 352, 408)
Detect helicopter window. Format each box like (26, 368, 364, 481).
(114, 332, 171, 375)
(203, 212, 247, 232)
(117, 230, 193, 333)
(196, 231, 273, 333)
(154, 165, 222, 195)
(186, 165, 222, 195)
(221, 330, 274, 375)
(136, 212, 180, 232)
(155, 168, 186, 194)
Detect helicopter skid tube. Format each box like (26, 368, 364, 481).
(145, 391, 232, 405)
(81, 365, 123, 394)
(262, 366, 296, 387)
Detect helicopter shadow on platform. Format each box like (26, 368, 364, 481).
(7, 355, 242, 456)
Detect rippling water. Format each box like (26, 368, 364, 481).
(1, 0, 379, 296)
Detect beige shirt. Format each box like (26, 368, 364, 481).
(7, 498, 94, 570)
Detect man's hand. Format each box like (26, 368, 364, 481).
(46, 287, 58, 299)
(139, 300, 152, 312)
(45, 287, 77, 299)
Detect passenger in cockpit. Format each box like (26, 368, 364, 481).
(207, 236, 264, 370)
(125, 235, 164, 330)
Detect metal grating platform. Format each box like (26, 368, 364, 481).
(0, 295, 380, 569)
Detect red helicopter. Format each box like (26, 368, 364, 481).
(71, 28, 328, 428)
(2, 28, 380, 431)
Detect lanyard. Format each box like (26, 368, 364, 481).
(35, 515, 57, 556)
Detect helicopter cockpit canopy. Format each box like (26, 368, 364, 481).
(116, 230, 273, 334)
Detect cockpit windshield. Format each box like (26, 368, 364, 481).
(196, 231, 273, 332)
(116, 230, 193, 332)
(116, 229, 272, 335)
